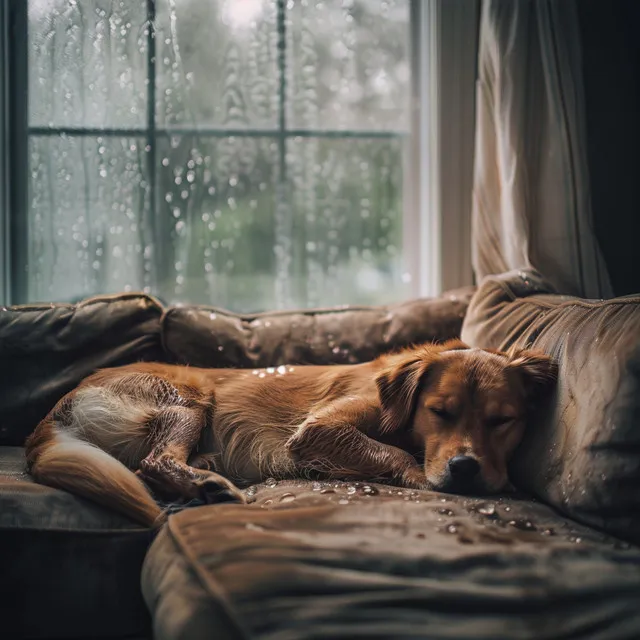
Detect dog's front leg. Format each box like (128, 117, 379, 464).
(285, 399, 429, 489)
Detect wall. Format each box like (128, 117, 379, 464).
(578, 0, 640, 296)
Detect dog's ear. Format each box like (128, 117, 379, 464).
(439, 338, 469, 352)
(506, 349, 558, 400)
(376, 355, 428, 433)
(375, 346, 446, 433)
(376, 341, 470, 433)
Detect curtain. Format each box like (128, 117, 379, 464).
(472, 0, 612, 299)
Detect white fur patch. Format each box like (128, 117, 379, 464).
(66, 386, 156, 467)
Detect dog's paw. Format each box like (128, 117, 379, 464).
(399, 467, 432, 491)
(195, 475, 247, 505)
(284, 420, 320, 459)
(284, 431, 306, 458)
(190, 453, 220, 472)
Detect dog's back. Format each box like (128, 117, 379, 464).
(24, 361, 377, 525)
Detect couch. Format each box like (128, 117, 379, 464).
(2, 270, 640, 640)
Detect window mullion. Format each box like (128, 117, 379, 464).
(28, 126, 405, 139)
(0, 0, 9, 306)
(7, 1, 29, 305)
(277, 0, 286, 184)
(146, 0, 159, 292)
(274, 0, 292, 308)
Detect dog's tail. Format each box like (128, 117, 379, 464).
(26, 422, 164, 528)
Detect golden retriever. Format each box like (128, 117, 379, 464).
(25, 340, 557, 526)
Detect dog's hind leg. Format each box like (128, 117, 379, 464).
(138, 405, 246, 505)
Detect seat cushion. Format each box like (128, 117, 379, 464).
(461, 269, 640, 544)
(0, 293, 165, 446)
(0, 446, 153, 639)
(161, 287, 475, 368)
(142, 480, 640, 640)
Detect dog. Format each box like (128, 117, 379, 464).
(25, 340, 557, 527)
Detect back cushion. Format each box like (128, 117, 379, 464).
(461, 269, 640, 543)
(163, 287, 474, 368)
(162, 287, 476, 368)
(0, 294, 164, 446)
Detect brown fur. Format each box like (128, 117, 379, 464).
(25, 341, 557, 527)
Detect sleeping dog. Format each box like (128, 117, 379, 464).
(25, 340, 557, 526)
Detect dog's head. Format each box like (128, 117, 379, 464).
(375, 340, 557, 495)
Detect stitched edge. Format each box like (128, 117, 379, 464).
(7, 292, 165, 313)
(166, 515, 252, 640)
(160, 289, 473, 323)
(480, 278, 640, 312)
(505, 295, 640, 312)
(0, 523, 150, 534)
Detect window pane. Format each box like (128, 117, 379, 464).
(285, 136, 410, 308)
(286, 0, 410, 131)
(150, 134, 409, 312)
(155, 0, 279, 129)
(28, 0, 148, 128)
(27, 136, 152, 302)
(22, 1, 414, 311)
(154, 135, 280, 312)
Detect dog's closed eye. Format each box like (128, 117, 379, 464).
(429, 406, 454, 421)
(485, 415, 515, 429)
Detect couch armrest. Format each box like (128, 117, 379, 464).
(0, 294, 164, 446)
(461, 269, 640, 543)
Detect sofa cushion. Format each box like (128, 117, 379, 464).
(461, 269, 640, 544)
(161, 287, 475, 368)
(0, 446, 153, 639)
(142, 479, 640, 640)
(0, 293, 165, 446)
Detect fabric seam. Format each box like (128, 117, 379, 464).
(7, 292, 165, 313)
(166, 516, 252, 640)
(506, 296, 640, 311)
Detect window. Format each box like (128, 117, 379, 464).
(2, 0, 478, 312)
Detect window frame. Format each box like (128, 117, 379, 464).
(0, 0, 478, 307)
(0, 0, 9, 305)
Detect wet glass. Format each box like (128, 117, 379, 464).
(26, 0, 411, 312)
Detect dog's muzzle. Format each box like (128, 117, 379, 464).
(433, 455, 487, 495)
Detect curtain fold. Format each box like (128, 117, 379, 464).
(472, 0, 612, 299)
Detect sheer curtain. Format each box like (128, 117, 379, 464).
(472, 0, 612, 299)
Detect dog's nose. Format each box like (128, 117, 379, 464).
(447, 456, 480, 481)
